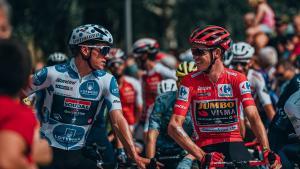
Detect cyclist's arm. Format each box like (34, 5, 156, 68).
(156, 63, 177, 80)
(32, 124, 52, 165)
(146, 99, 163, 158)
(0, 131, 33, 169)
(105, 76, 141, 161)
(168, 114, 205, 161)
(244, 105, 270, 149)
(254, 4, 265, 25)
(23, 67, 52, 96)
(256, 78, 275, 121)
(146, 129, 159, 158)
(109, 110, 139, 159)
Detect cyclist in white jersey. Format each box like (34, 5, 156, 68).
(230, 42, 276, 129)
(24, 24, 147, 169)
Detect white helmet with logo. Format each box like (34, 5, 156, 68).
(231, 42, 255, 63)
(69, 24, 113, 46)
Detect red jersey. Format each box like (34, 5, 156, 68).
(119, 76, 143, 125)
(174, 68, 255, 147)
(143, 72, 162, 109)
(0, 96, 37, 162)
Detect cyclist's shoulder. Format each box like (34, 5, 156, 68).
(124, 76, 140, 87)
(155, 91, 176, 105)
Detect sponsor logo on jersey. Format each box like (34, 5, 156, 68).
(200, 125, 238, 132)
(197, 86, 211, 91)
(55, 64, 68, 73)
(79, 80, 100, 99)
(53, 125, 85, 147)
(239, 81, 251, 95)
(56, 78, 76, 85)
(55, 84, 73, 91)
(197, 92, 211, 97)
(218, 84, 233, 97)
(110, 77, 120, 98)
(174, 104, 187, 109)
(226, 71, 237, 76)
(33, 67, 48, 86)
(64, 98, 91, 110)
(194, 100, 238, 126)
(178, 86, 189, 101)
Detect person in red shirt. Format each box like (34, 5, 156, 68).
(0, 39, 37, 169)
(107, 48, 143, 129)
(132, 38, 177, 135)
(168, 25, 281, 169)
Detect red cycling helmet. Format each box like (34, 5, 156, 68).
(189, 25, 231, 51)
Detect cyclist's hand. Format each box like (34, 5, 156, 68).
(200, 152, 224, 169)
(263, 150, 282, 169)
(116, 148, 128, 164)
(134, 155, 150, 169)
(146, 158, 164, 169)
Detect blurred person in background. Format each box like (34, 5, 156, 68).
(146, 62, 197, 169)
(132, 38, 177, 141)
(106, 48, 143, 164)
(0, 39, 49, 169)
(0, 0, 11, 39)
(275, 60, 297, 95)
(256, 47, 279, 107)
(230, 42, 276, 133)
(253, 32, 269, 50)
(244, 12, 256, 30)
(247, 0, 275, 43)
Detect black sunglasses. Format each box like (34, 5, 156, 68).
(191, 48, 213, 56)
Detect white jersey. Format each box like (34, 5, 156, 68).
(247, 69, 272, 106)
(26, 58, 122, 150)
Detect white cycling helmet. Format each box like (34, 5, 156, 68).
(231, 42, 255, 63)
(47, 52, 68, 66)
(179, 49, 194, 62)
(157, 79, 177, 95)
(132, 38, 159, 58)
(69, 24, 113, 46)
(107, 48, 125, 67)
(223, 50, 234, 67)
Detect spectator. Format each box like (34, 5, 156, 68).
(0, 39, 36, 169)
(275, 60, 297, 95)
(0, 0, 11, 39)
(247, 0, 275, 43)
(253, 32, 269, 50)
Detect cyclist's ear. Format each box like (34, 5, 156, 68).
(80, 46, 91, 57)
(213, 48, 222, 59)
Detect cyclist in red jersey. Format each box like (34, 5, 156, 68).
(168, 25, 281, 169)
(132, 38, 177, 135)
(0, 39, 37, 169)
(107, 48, 143, 129)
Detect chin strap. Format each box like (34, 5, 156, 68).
(203, 50, 216, 74)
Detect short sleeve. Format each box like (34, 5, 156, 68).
(173, 76, 193, 117)
(26, 67, 52, 95)
(236, 74, 255, 108)
(105, 76, 122, 113)
(148, 97, 164, 131)
(1, 106, 37, 148)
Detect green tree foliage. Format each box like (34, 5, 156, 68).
(8, 0, 300, 59)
